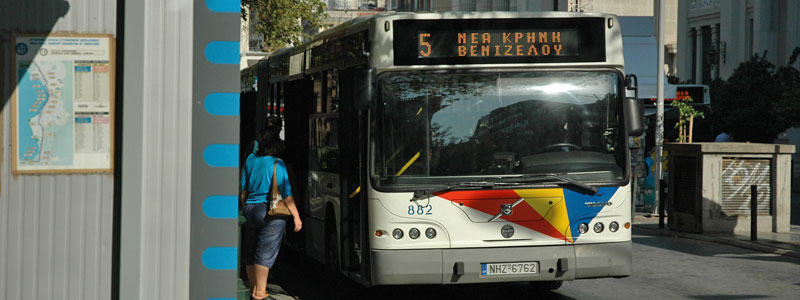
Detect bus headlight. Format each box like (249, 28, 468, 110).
(409, 228, 420, 239)
(392, 228, 404, 239)
(609, 221, 619, 232)
(593, 222, 604, 233)
(425, 228, 437, 239)
(578, 223, 589, 234)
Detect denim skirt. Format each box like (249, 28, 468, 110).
(242, 202, 287, 268)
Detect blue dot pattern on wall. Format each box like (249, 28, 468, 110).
(203, 196, 239, 219)
(204, 93, 240, 116)
(202, 247, 238, 270)
(205, 0, 240, 13)
(205, 41, 240, 64)
(203, 144, 239, 167)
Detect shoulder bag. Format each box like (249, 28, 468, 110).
(268, 161, 292, 217)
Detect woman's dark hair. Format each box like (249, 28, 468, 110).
(255, 129, 280, 157)
(266, 116, 282, 133)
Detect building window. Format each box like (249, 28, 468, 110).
(393, 0, 433, 11)
(746, 18, 754, 59)
(691, 28, 697, 84)
(327, 0, 383, 11)
(457, 0, 517, 11)
(701, 25, 712, 84)
(713, 23, 720, 80)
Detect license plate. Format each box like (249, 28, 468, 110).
(481, 262, 538, 276)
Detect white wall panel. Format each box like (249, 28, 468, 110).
(3, 0, 206, 298)
(1, 1, 115, 300)
(123, 0, 194, 299)
(140, 0, 193, 297)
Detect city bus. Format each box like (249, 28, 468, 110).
(245, 12, 643, 289)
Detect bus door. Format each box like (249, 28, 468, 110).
(309, 113, 340, 257)
(284, 78, 313, 249)
(338, 67, 370, 283)
(307, 70, 342, 265)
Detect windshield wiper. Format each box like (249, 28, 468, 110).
(412, 181, 521, 200)
(515, 173, 598, 196)
(411, 174, 597, 200)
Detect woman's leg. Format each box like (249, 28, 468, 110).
(241, 203, 267, 296)
(253, 217, 287, 299)
(246, 265, 256, 291)
(252, 264, 270, 299)
(242, 226, 258, 291)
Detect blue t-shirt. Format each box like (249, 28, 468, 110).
(240, 154, 293, 204)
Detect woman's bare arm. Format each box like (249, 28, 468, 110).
(283, 196, 302, 232)
(239, 190, 248, 209)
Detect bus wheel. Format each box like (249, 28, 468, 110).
(530, 280, 563, 290)
(325, 221, 339, 272)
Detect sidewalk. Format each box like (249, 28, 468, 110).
(633, 214, 800, 259)
(237, 279, 298, 300)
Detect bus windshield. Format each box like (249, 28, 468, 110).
(375, 71, 625, 187)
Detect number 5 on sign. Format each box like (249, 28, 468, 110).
(419, 33, 431, 57)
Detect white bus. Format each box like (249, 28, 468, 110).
(246, 12, 644, 289)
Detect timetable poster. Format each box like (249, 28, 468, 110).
(11, 34, 114, 174)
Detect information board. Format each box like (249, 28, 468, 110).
(11, 34, 114, 174)
(393, 18, 606, 65)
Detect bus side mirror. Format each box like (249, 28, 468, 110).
(624, 74, 643, 136)
(624, 97, 644, 136)
(354, 67, 377, 109)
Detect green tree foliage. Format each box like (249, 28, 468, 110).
(671, 97, 704, 143)
(242, 0, 328, 51)
(712, 49, 800, 143)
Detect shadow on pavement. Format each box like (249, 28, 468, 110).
(632, 228, 800, 265)
(689, 295, 770, 300)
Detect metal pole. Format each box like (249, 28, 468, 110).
(751, 185, 758, 241)
(654, 0, 666, 216)
(659, 179, 665, 228)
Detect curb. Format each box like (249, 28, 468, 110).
(633, 225, 800, 260)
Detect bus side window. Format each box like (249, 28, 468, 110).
(328, 71, 339, 113)
(310, 71, 339, 172)
(310, 117, 339, 172)
(275, 82, 283, 116)
(315, 72, 325, 113)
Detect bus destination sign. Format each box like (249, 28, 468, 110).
(419, 30, 579, 59)
(394, 18, 606, 65)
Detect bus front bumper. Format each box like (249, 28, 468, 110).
(369, 241, 631, 285)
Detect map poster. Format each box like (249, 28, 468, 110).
(11, 34, 114, 174)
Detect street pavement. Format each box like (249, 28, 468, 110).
(633, 215, 800, 259)
(249, 217, 800, 300)
(555, 226, 800, 299)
